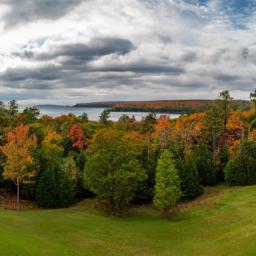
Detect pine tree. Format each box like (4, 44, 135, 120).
(153, 150, 181, 212)
(192, 145, 217, 186)
(36, 159, 75, 208)
(179, 156, 203, 200)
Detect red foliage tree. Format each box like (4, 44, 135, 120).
(69, 124, 84, 149)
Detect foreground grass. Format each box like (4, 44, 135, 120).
(1, 186, 256, 256)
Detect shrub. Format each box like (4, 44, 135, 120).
(224, 159, 237, 186)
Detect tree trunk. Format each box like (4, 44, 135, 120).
(241, 128, 245, 144)
(147, 133, 150, 161)
(212, 128, 216, 167)
(223, 110, 228, 146)
(16, 178, 20, 211)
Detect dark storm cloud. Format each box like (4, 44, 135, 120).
(214, 74, 241, 82)
(180, 51, 198, 63)
(92, 63, 185, 74)
(1, 66, 65, 82)
(15, 38, 136, 63)
(0, 62, 184, 86)
(1, 0, 82, 28)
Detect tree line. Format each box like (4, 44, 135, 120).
(0, 90, 255, 214)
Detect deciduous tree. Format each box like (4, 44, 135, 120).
(84, 129, 146, 214)
(69, 124, 84, 149)
(0, 124, 36, 209)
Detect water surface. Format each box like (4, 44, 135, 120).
(37, 106, 180, 121)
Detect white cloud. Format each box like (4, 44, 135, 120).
(0, 0, 255, 105)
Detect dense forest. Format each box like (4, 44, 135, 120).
(0, 90, 256, 214)
(75, 99, 251, 114)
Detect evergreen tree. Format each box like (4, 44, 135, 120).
(235, 141, 256, 185)
(79, 113, 88, 122)
(193, 145, 217, 186)
(99, 110, 110, 124)
(8, 100, 18, 117)
(153, 150, 181, 212)
(178, 156, 203, 200)
(224, 159, 237, 186)
(36, 159, 75, 208)
(250, 89, 256, 113)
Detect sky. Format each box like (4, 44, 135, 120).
(0, 0, 256, 106)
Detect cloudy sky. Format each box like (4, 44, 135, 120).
(0, 0, 255, 105)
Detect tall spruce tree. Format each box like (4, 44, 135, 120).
(178, 156, 203, 200)
(153, 150, 181, 212)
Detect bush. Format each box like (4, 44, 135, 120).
(224, 159, 237, 186)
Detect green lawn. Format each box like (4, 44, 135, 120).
(1, 186, 256, 256)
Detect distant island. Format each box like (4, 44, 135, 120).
(73, 99, 251, 114)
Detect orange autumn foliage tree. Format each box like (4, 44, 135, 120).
(69, 124, 84, 149)
(153, 115, 173, 149)
(0, 124, 36, 209)
(170, 113, 205, 156)
(226, 110, 246, 157)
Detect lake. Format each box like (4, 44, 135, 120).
(36, 106, 180, 121)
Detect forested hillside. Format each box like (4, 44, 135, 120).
(75, 99, 251, 114)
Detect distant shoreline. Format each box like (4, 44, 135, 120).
(36, 105, 189, 114)
(37, 99, 250, 115)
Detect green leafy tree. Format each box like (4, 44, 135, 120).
(204, 105, 223, 168)
(153, 150, 181, 212)
(18, 107, 40, 124)
(219, 90, 233, 146)
(250, 89, 256, 113)
(62, 157, 79, 195)
(84, 129, 146, 214)
(99, 109, 110, 124)
(79, 113, 88, 122)
(142, 113, 157, 134)
(8, 100, 18, 117)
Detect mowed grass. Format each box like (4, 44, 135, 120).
(1, 186, 256, 256)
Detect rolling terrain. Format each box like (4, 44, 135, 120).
(1, 186, 256, 256)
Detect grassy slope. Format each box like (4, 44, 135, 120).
(1, 186, 256, 256)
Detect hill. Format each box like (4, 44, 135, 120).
(74, 100, 250, 113)
(1, 185, 256, 255)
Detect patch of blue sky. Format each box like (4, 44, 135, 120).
(180, 0, 256, 29)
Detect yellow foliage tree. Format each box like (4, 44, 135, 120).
(0, 124, 36, 210)
(41, 128, 63, 157)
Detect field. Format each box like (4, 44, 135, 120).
(1, 186, 256, 256)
